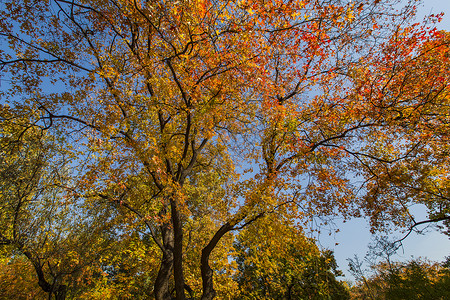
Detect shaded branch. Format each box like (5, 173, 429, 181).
(395, 215, 450, 244)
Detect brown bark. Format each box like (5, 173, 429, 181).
(23, 250, 67, 300)
(171, 198, 186, 300)
(200, 222, 233, 300)
(23, 251, 51, 292)
(154, 222, 174, 300)
(54, 285, 67, 300)
(154, 250, 174, 300)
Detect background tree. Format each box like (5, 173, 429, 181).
(349, 257, 450, 300)
(0, 105, 117, 300)
(234, 215, 350, 300)
(0, 252, 44, 299)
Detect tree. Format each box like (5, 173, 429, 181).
(344, 27, 450, 235)
(0, 252, 45, 299)
(1, 0, 449, 299)
(0, 105, 117, 300)
(349, 257, 450, 300)
(234, 215, 350, 299)
(0, 106, 72, 299)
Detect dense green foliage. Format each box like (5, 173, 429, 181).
(350, 258, 450, 300)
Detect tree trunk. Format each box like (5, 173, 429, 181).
(54, 285, 67, 300)
(155, 222, 174, 300)
(23, 250, 52, 295)
(23, 250, 67, 300)
(200, 223, 233, 300)
(170, 198, 186, 300)
(155, 250, 174, 300)
(286, 283, 294, 300)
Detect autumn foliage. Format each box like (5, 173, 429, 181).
(1, 0, 450, 299)
(349, 257, 450, 299)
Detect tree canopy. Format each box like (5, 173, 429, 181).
(349, 257, 450, 300)
(1, 0, 450, 299)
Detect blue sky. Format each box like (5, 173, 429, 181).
(417, 0, 450, 26)
(319, 0, 450, 280)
